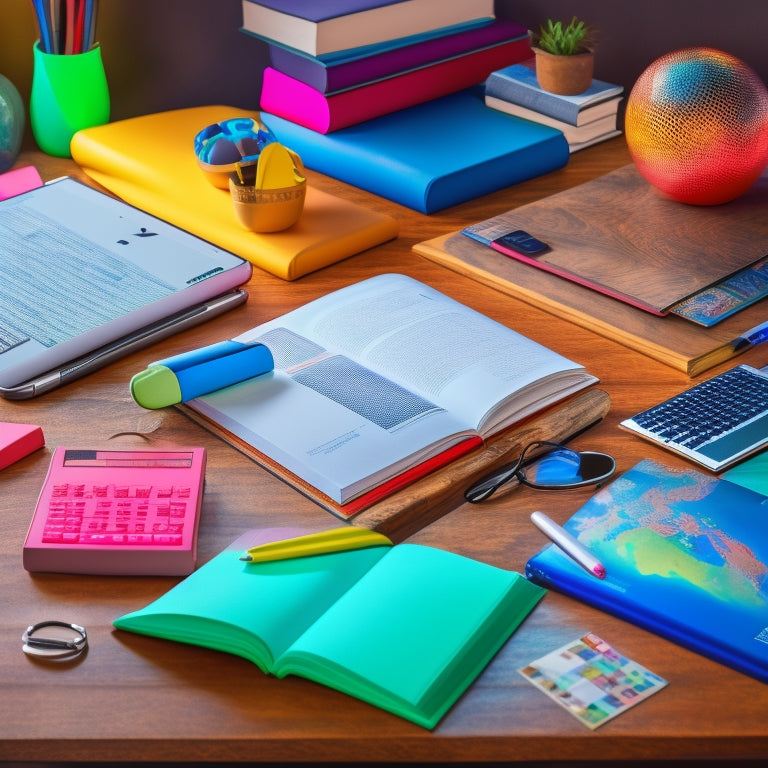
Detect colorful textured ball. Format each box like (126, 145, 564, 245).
(625, 47, 768, 205)
(0, 74, 24, 173)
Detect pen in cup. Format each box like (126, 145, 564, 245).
(531, 510, 606, 579)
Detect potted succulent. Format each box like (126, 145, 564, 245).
(530, 17, 595, 95)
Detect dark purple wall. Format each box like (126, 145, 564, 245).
(1, 0, 766, 122)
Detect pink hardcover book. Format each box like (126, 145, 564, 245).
(260, 36, 531, 133)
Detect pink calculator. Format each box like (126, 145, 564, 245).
(23, 446, 206, 576)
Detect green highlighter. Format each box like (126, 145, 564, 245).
(130, 339, 274, 410)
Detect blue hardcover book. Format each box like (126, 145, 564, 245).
(485, 62, 624, 126)
(262, 88, 569, 214)
(525, 459, 768, 684)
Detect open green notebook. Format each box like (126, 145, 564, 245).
(114, 529, 544, 729)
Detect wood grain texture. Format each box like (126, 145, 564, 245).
(473, 164, 768, 312)
(2, 138, 768, 765)
(414, 165, 768, 377)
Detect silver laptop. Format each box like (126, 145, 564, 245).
(620, 364, 768, 471)
(0, 176, 252, 398)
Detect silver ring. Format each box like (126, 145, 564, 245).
(22, 620, 88, 658)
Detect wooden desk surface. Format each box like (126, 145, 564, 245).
(2, 138, 768, 765)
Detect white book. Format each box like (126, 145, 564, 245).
(485, 95, 621, 151)
(567, 130, 623, 153)
(184, 274, 597, 505)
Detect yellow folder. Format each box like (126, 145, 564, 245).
(70, 105, 399, 280)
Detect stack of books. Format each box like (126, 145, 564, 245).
(240, 0, 534, 133)
(236, 1, 572, 214)
(484, 61, 624, 152)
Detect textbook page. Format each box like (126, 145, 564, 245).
(189, 274, 595, 503)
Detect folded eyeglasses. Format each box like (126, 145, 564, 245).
(464, 440, 616, 504)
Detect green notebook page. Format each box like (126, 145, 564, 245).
(114, 544, 390, 671)
(277, 543, 545, 727)
(723, 451, 768, 495)
(114, 538, 544, 728)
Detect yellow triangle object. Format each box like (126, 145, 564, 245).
(255, 142, 305, 190)
(70, 106, 398, 280)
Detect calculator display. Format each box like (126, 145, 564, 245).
(62, 449, 194, 468)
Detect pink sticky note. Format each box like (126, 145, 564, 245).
(0, 165, 44, 200)
(0, 423, 45, 470)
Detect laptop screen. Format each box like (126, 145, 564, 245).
(0, 177, 251, 387)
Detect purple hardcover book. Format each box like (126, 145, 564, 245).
(268, 19, 529, 93)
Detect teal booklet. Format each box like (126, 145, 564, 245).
(724, 450, 768, 495)
(114, 529, 544, 729)
(526, 459, 768, 684)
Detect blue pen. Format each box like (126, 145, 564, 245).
(731, 320, 768, 352)
(130, 339, 274, 409)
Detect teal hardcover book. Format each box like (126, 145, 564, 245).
(525, 459, 768, 683)
(261, 88, 569, 213)
(114, 528, 545, 729)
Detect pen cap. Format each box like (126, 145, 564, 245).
(130, 365, 183, 410)
(130, 341, 274, 409)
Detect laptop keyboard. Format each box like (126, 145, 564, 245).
(621, 365, 768, 471)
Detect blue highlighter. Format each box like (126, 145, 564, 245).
(130, 340, 274, 409)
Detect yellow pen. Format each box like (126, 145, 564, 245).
(240, 527, 392, 563)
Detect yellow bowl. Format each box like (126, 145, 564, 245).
(229, 178, 306, 232)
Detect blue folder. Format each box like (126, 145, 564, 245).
(525, 459, 768, 685)
(262, 88, 569, 214)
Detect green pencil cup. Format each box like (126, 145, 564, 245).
(30, 41, 110, 158)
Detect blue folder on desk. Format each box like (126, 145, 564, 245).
(525, 459, 768, 685)
(262, 88, 570, 214)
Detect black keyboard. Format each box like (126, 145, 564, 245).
(621, 365, 768, 471)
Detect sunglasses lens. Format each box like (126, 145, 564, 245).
(523, 449, 615, 488)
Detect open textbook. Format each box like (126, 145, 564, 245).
(181, 274, 597, 506)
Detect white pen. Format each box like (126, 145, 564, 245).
(531, 510, 606, 580)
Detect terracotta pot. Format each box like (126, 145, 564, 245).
(533, 47, 594, 95)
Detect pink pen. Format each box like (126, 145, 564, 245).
(531, 511, 606, 580)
